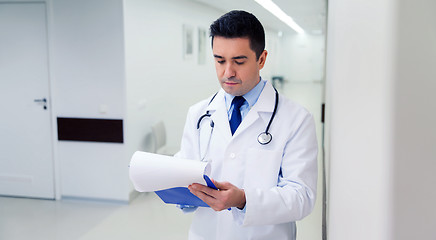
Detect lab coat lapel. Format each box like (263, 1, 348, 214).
(233, 81, 276, 138)
(206, 90, 232, 142)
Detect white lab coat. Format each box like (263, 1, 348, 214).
(175, 81, 318, 240)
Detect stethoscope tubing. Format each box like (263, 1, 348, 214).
(197, 88, 279, 146)
(197, 88, 279, 145)
(265, 88, 279, 135)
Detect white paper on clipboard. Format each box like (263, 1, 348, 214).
(129, 151, 211, 192)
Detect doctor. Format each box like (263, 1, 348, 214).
(175, 10, 318, 240)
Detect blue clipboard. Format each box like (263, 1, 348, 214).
(155, 175, 217, 207)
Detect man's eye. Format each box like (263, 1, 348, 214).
(235, 61, 245, 65)
(217, 60, 225, 64)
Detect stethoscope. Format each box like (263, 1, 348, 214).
(197, 88, 279, 160)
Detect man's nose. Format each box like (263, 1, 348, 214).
(224, 63, 236, 79)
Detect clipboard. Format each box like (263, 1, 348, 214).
(155, 175, 217, 207)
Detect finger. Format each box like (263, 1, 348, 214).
(191, 188, 214, 201)
(190, 187, 220, 208)
(190, 183, 211, 193)
(191, 183, 218, 197)
(193, 190, 227, 211)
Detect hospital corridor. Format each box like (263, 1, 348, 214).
(1, 0, 435, 240)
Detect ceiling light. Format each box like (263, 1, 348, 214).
(254, 0, 304, 34)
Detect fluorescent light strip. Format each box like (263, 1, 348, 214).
(254, 0, 304, 34)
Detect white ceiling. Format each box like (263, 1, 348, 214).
(192, 0, 327, 35)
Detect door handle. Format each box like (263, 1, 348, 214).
(34, 98, 47, 110)
(34, 98, 46, 103)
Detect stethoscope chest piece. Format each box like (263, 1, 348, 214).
(257, 132, 272, 145)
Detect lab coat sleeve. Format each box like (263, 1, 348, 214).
(173, 106, 200, 214)
(241, 112, 318, 226)
(174, 105, 201, 160)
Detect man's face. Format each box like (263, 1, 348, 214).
(212, 36, 267, 96)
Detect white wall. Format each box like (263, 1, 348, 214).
(260, 28, 280, 81)
(392, 0, 436, 239)
(52, 0, 125, 118)
(326, 0, 395, 239)
(51, 0, 130, 201)
(326, 0, 436, 239)
(276, 34, 325, 83)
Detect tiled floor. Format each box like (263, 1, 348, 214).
(0, 193, 193, 240)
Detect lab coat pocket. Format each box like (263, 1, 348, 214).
(244, 148, 282, 190)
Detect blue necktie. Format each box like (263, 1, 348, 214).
(229, 96, 246, 135)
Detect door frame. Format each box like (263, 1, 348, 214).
(45, 0, 61, 200)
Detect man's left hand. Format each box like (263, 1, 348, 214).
(188, 180, 246, 211)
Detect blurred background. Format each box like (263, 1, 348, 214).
(1, 0, 435, 240)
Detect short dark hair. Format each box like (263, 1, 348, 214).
(210, 10, 265, 60)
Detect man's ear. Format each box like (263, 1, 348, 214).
(258, 50, 268, 70)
